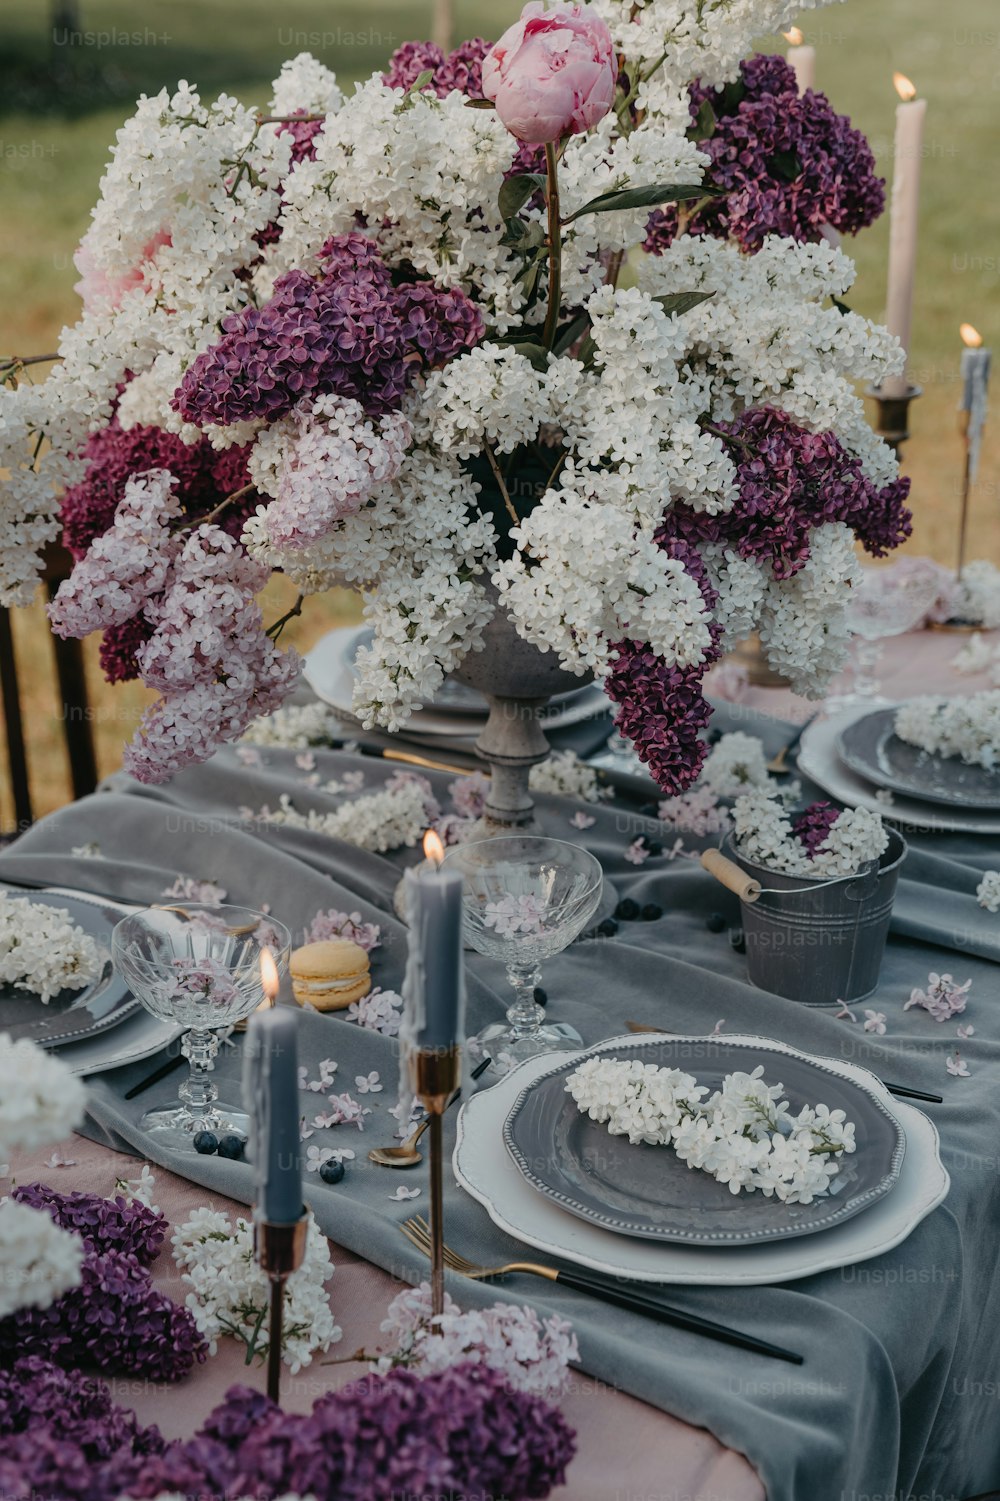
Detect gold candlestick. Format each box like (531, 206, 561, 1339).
(865, 383, 921, 458)
(253, 1207, 309, 1403)
(412, 1047, 462, 1315)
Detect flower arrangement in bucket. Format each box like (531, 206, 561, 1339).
(1, 0, 910, 804)
(704, 790, 907, 1006)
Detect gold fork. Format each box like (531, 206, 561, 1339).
(399, 1217, 802, 1363)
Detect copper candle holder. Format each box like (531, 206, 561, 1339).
(865, 383, 921, 458)
(411, 1046, 462, 1316)
(253, 1206, 309, 1403)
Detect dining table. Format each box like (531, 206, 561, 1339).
(5, 623, 1000, 1501)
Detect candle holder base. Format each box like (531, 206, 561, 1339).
(865, 384, 921, 457)
(412, 1048, 461, 1315)
(253, 1206, 309, 1404)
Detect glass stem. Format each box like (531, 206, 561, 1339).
(505, 963, 544, 1037)
(179, 1028, 221, 1113)
(853, 639, 882, 700)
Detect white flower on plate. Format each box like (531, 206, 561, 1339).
(0, 895, 103, 1003)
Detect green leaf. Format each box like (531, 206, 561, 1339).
(716, 80, 746, 117)
(397, 70, 435, 110)
(501, 219, 545, 251)
(654, 290, 716, 318)
(494, 338, 550, 371)
(464, 97, 496, 109)
(553, 311, 591, 356)
(831, 296, 852, 316)
(498, 173, 547, 221)
(688, 99, 717, 142)
(564, 182, 714, 223)
(766, 150, 802, 182)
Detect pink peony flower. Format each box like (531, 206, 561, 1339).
(481, 2, 616, 144)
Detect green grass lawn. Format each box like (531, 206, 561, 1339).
(2, 0, 999, 821)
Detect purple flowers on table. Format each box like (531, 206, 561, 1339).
(172, 233, 484, 428)
(645, 54, 885, 254)
(11, 1183, 166, 1265)
(0, 1359, 575, 1501)
(661, 406, 912, 580)
(1, 1183, 205, 1383)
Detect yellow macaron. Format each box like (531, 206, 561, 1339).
(289, 939, 371, 1011)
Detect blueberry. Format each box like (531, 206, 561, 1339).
(706, 912, 726, 934)
(640, 903, 663, 922)
(615, 898, 640, 921)
(645, 841, 663, 857)
(533, 986, 548, 1006)
(193, 1131, 218, 1155)
(217, 1134, 246, 1160)
(320, 1158, 345, 1185)
(597, 917, 619, 938)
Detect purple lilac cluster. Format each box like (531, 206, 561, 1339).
(173, 233, 483, 428)
(660, 407, 912, 580)
(383, 36, 491, 96)
(0, 1361, 574, 1501)
(11, 1183, 167, 1266)
(791, 801, 841, 856)
(645, 53, 885, 253)
(59, 414, 255, 684)
(1, 1186, 199, 1384)
(61, 414, 254, 557)
(605, 540, 722, 795)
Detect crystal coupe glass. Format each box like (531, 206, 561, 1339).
(827, 566, 943, 710)
(112, 904, 291, 1148)
(442, 836, 603, 1075)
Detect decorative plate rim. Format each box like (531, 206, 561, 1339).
(501, 1033, 906, 1246)
(837, 708, 1000, 811)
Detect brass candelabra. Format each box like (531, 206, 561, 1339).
(253, 1207, 309, 1403)
(412, 1046, 462, 1315)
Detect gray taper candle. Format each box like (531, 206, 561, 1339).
(403, 838, 465, 1051)
(243, 1007, 302, 1224)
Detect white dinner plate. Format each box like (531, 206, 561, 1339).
(303, 626, 611, 739)
(798, 707, 1000, 835)
(454, 1037, 949, 1286)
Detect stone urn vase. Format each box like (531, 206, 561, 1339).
(452, 584, 592, 834)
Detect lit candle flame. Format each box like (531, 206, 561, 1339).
(423, 829, 446, 866)
(259, 947, 279, 1006)
(782, 27, 804, 44)
(961, 323, 984, 349)
(893, 72, 917, 102)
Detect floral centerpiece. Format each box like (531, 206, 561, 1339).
(0, 0, 910, 794)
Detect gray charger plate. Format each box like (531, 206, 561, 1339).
(503, 1036, 905, 1247)
(1, 890, 137, 1047)
(838, 708, 1000, 810)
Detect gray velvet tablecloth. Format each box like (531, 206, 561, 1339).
(2, 702, 1000, 1501)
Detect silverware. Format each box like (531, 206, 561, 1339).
(368, 1056, 492, 1167)
(624, 1022, 943, 1105)
(400, 1216, 803, 1365)
(766, 713, 819, 775)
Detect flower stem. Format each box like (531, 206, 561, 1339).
(266, 593, 305, 642)
(542, 141, 562, 354)
(484, 443, 520, 527)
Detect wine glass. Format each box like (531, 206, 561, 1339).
(112, 904, 291, 1148)
(827, 566, 943, 711)
(442, 836, 603, 1076)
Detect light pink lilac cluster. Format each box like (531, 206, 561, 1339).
(905, 972, 971, 1022)
(304, 908, 381, 951)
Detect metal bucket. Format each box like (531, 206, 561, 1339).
(723, 829, 907, 1006)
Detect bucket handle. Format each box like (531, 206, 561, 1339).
(700, 848, 880, 903)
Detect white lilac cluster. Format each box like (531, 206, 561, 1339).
(240, 701, 344, 748)
(700, 732, 772, 799)
(895, 692, 1000, 771)
(376, 1282, 578, 1399)
(0, 1034, 88, 1316)
(732, 789, 888, 878)
(252, 772, 432, 853)
(946, 561, 1000, 629)
(2, 0, 908, 779)
(347, 986, 404, 1034)
(171, 1206, 342, 1371)
(0, 894, 103, 1002)
(529, 749, 608, 803)
(976, 872, 1000, 913)
(567, 1056, 855, 1204)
